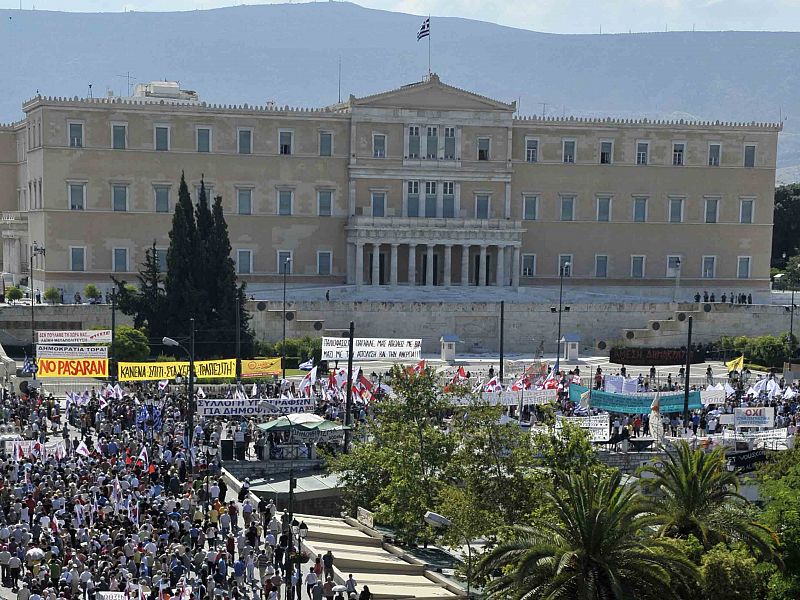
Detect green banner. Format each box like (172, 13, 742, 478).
(569, 384, 701, 414)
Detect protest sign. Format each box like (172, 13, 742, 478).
(38, 330, 112, 344)
(118, 359, 236, 381)
(556, 414, 610, 442)
(734, 407, 775, 428)
(36, 358, 108, 378)
(241, 358, 282, 378)
(322, 337, 421, 361)
(36, 344, 108, 358)
(570, 384, 702, 414)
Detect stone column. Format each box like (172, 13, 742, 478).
(512, 245, 521, 290)
(496, 245, 505, 286)
(346, 243, 355, 285)
(504, 181, 512, 219)
(461, 245, 470, 286)
(355, 242, 364, 288)
(408, 244, 417, 286)
(426, 244, 434, 287)
(443, 245, 452, 287)
(371, 243, 380, 285)
(478, 245, 487, 286)
(390, 244, 399, 287)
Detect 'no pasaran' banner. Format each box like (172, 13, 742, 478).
(241, 358, 282, 378)
(118, 359, 236, 381)
(36, 358, 108, 378)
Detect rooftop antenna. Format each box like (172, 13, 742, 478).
(539, 102, 548, 118)
(337, 56, 341, 103)
(87, 83, 93, 99)
(116, 72, 136, 96)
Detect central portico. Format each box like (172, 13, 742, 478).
(346, 216, 523, 287)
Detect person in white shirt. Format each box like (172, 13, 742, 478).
(305, 567, 318, 599)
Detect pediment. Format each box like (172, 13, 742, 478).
(350, 74, 515, 113)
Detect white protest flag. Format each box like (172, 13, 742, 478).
(137, 446, 149, 468)
(158, 379, 169, 391)
(75, 441, 90, 457)
(251, 383, 258, 398)
(299, 367, 318, 397)
(105, 384, 115, 399)
(196, 387, 206, 399)
(114, 384, 125, 400)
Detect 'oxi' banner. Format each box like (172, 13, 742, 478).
(117, 359, 236, 381)
(36, 358, 108, 378)
(241, 358, 282, 378)
(37, 330, 112, 344)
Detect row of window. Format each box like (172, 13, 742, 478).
(62, 179, 757, 225)
(67, 246, 334, 277)
(68, 121, 328, 156)
(66, 182, 334, 216)
(64, 121, 760, 167)
(521, 195, 755, 224)
(524, 255, 753, 280)
(67, 246, 751, 281)
(521, 138, 758, 167)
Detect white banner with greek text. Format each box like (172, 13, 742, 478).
(322, 337, 421, 361)
(36, 344, 108, 358)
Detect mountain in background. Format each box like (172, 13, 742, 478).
(1, 1, 798, 181)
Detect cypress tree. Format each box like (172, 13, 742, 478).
(136, 241, 167, 342)
(165, 172, 197, 340)
(193, 178, 213, 348)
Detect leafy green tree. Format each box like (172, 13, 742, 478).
(43, 287, 60, 304)
(327, 367, 456, 543)
(112, 242, 166, 340)
(84, 283, 103, 302)
(112, 325, 150, 362)
(785, 255, 800, 289)
(700, 543, 774, 600)
(6, 286, 22, 303)
(772, 184, 800, 267)
(530, 421, 601, 473)
(640, 440, 778, 558)
(477, 470, 698, 600)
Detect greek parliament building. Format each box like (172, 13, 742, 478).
(0, 74, 781, 299)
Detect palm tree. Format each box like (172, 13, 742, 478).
(639, 440, 778, 557)
(477, 469, 697, 600)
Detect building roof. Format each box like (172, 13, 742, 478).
(440, 334, 460, 343)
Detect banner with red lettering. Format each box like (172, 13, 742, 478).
(36, 357, 108, 378)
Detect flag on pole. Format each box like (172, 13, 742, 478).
(251, 383, 258, 398)
(726, 355, 745, 372)
(417, 17, 430, 40)
(158, 380, 169, 392)
(75, 441, 90, 457)
(299, 366, 318, 397)
(136, 446, 149, 468)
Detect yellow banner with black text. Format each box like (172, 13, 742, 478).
(117, 359, 236, 382)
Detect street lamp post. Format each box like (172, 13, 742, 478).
(162, 317, 196, 446)
(29, 242, 45, 378)
(425, 511, 472, 599)
(291, 521, 308, 600)
(673, 257, 682, 302)
(282, 257, 292, 379)
(552, 261, 570, 366)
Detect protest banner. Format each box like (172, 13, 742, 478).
(37, 330, 112, 344)
(609, 346, 706, 366)
(322, 337, 421, 361)
(241, 358, 282, 378)
(261, 397, 315, 414)
(570, 384, 702, 414)
(36, 344, 108, 358)
(734, 406, 775, 428)
(36, 358, 108, 378)
(556, 414, 610, 442)
(117, 359, 236, 381)
(4, 439, 66, 457)
(197, 398, 265, 418)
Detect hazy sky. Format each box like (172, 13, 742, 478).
(2, 0, 800, 33)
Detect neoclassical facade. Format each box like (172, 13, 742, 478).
(0, 75, 781, 298)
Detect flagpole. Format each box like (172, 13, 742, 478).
(427, 15, 431, 77)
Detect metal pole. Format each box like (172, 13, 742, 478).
(282, 261, 287, 379)
(235, 291, 241, 383)
(344, 321, 355, 452)
(790, 288, 796, 371)
(556, 264, 566, 365)
(286, 465, 295, 600)
(30, 248, 35, 378)
(189, 317, 195, 446)
(499, 300, 505, 383)
(465, 538, 472, 600)
(683, 316, 693, 430)
(110, 292, 116, 383)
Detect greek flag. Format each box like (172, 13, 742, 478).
(21, 356, 36, 375)
(417, 17, 430, 41)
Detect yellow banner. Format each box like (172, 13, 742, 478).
(117, 359, 236, 382)
(241, 357, 282, 378)
(36, 358, 108, 379)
